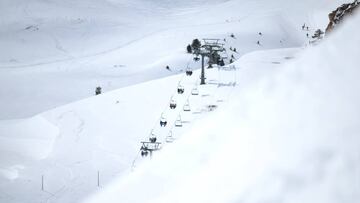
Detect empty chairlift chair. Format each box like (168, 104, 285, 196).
(175, 115, 183, 127)
(170, 99, 177, 109)
(166, 130, 175, 143)
(177, 85, 185, 94)
(183, 100, 191, 112)
(191, 87, 199, 95)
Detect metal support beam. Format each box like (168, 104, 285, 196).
(198, 38, 226, 85)
(200, 54, 206, 85)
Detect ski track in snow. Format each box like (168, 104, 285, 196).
(0, 17, 249, 70)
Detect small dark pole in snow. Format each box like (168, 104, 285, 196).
(97, 171, 100, 187)
(200, 54, 206, 85)
(41, 175, 44, 191)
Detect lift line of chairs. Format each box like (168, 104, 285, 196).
(140, 67, 197, 157)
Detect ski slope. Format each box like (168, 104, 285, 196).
(0, 0, 347, 119)
(87, 11, 360, 203)
(0, 0, 357, 202)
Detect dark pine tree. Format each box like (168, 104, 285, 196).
(186, 44, 192, 53)
(191, 39, 201, 54)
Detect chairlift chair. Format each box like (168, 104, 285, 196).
(170, 99, 177, 109)
(149, 130, 157, 143)
(185, 68, 193, 76)
(149, 137, 157, 143)
(175, 115, 183, 127)
(191, 87, 199, 95)
(140, 146, 149, 157)
(160, 116, 167, 127)
(166, 131, 175, 143)
(183, 101, 191, 111)
(177, 85, 185, 94)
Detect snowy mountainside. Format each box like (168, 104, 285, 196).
(0, 73, 185, 202)
(0, 0, 347, 119)
(87, 11, 360, 203)
(0, 0, 358, 203)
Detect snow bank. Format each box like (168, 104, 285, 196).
(0, 116, 58, 179)
(86, 11, 360, 203)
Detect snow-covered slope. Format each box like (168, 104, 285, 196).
(87, 11, 360, 203)
(0, 0, 358, 202)
(0, 0, 347, 119)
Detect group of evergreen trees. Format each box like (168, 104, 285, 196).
(186, 39, 201, 54)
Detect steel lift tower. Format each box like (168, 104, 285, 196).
(197, 39, 226, 85)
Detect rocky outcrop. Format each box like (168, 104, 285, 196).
(326, 0, 359, 33)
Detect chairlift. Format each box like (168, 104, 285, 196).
(149, 130, 157, 142)
(160, 115, 167, 127)
(191, 87, 199, 95)
(177, 85, 185, 94)
(149, 137, 157, 143)
(175, 115, 183, 127)
(185, 68, 193, 76)
(170, 99, 177, 109)
(183, 101, 191, 111)
(140, 141, 161, 157)
(166, 131, 175, 143)
(140, 146, 149, 157)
